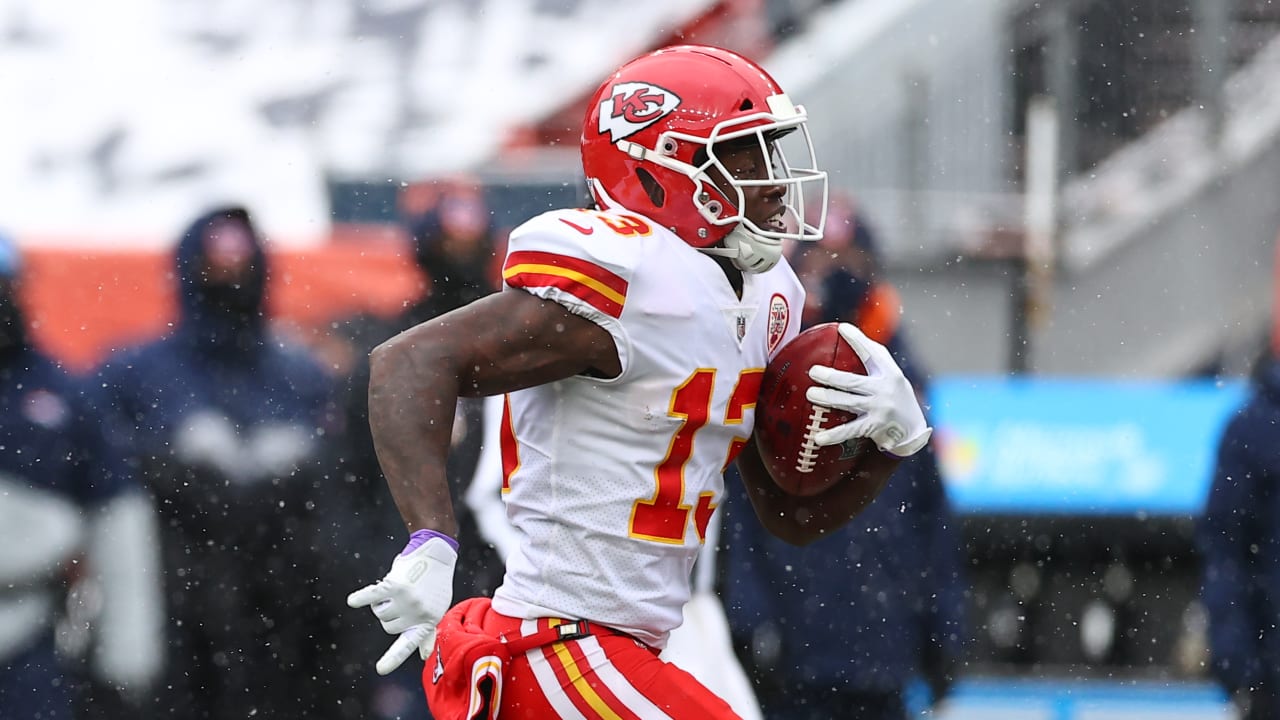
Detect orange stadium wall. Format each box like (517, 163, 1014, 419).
(20, 226, 424, 374)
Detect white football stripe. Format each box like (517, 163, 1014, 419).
(522, 619, 589, 720)
(577, 635, 676, 720)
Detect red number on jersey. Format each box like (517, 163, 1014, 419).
(598, 212, 652, 237)
(630, 370, 712, 544)
(629, 368, 763, 544)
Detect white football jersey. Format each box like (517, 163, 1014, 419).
(489, 207, 804, 648)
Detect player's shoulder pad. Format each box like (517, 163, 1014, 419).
(504, 208, 660, 320)
(508, 208, 654, 269)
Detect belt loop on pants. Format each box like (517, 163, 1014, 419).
(501, 618, 628, 655)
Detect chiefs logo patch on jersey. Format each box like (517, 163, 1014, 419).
(766, 293, 789, 354)
(598, 82, 681, 142)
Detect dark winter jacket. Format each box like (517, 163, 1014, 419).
(90, 207, 335, 718)
(2, 348, 130, 507)
(722, 441, 965, 691)
(723, 250, 965, 694)
(95, 207, 331, 497)
(1198, 357, 1280, 693)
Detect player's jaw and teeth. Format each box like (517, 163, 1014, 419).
(709, 141, 789, 235)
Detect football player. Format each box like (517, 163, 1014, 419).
(349, 44, 931, 719)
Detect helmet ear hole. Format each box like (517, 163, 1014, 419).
(636, 167, 665, 208)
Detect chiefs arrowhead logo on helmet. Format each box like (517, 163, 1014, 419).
(598, 82, 681, 142)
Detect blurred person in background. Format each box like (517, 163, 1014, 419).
(399, 179, 506, 319)
(1198, 346, 1280, 720)
(347, 44, 931, 720)
(722, 195, 966, 720)
(93, 207, 336, 719)
(0, 233, 163, 719)
(792, 194, 922, 377)
(320, 180, 505, 719)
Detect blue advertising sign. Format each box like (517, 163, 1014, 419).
(931, 678, 1231, 720)
(929, 377, 1247, 515)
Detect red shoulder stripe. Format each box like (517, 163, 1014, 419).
(503, 251, 628, 318)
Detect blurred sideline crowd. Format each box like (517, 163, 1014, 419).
(2, 178, 1277, 720)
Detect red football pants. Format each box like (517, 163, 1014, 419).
(430, 599, 741, 720)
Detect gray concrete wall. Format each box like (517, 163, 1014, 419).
(768, 0, 1014, 256)
(1033, 137, 1280, 377)
(894, 136, 1280, 378)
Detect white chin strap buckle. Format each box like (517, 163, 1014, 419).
(724, 227, 782, 273)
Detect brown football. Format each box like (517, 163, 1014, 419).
(755, 323, 877, 496)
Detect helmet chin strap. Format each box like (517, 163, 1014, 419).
(699, 226, 783, 273)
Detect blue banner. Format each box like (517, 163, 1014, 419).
(930, 678, 1231, 720)
(929, 377, 1247, 515)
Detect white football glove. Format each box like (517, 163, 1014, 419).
(347, 534, 458, 675)
(805, 322, 933, 457)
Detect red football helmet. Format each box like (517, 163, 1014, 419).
(582, 45, 828, 273)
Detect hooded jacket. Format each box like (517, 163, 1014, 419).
(96, 207, 330, 483)
(91, 206, 336, 716)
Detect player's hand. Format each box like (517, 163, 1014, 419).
(347, 532, 458, 675)
(804, 322, 932, 457)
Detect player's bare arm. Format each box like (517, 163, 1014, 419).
(734, 438, 900, 546)
(368, 288, 619, 535)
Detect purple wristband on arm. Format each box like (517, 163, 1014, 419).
(400, 528, 459, 556)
